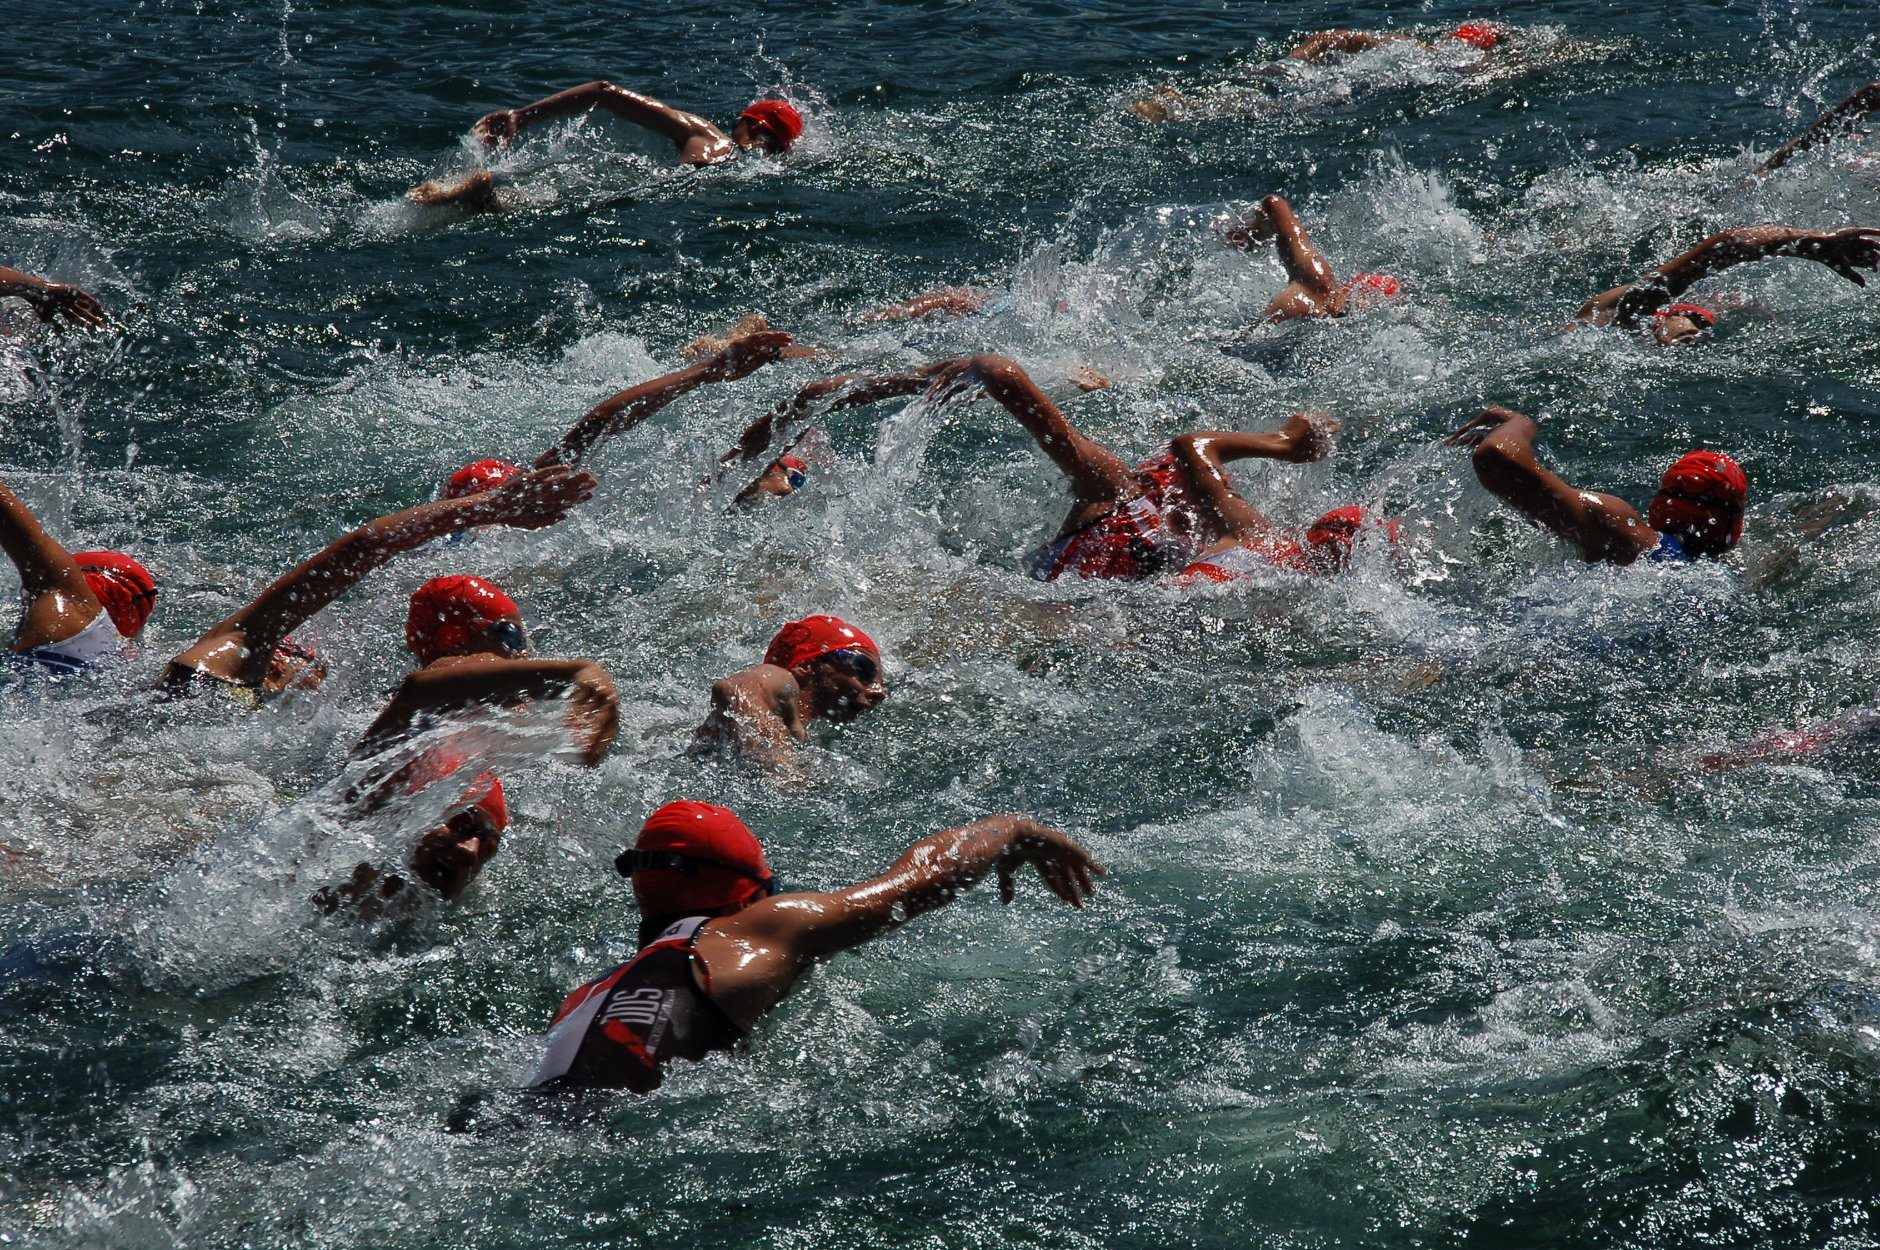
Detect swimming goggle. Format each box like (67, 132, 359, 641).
(614, 849, 779, 896)
(481, 619, 531, 657)
(822, 648, 880, 686)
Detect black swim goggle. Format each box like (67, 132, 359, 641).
(482, 619, 530, 657)
(614, 849, 779, 896)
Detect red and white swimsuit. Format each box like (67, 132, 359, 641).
(532, 916, 744, 1093)
(1030, 452, 1193, 582)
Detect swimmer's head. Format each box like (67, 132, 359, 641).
(444, 459, 519, 500)
(410, 774, 508, 899)
(734, 100, 804, 154)
(264, 635, 326, 694)
(1339, 272, 1403, 311)
(1647, 450, 1748, 556)
(73, 550, 157, 637)
(761, 453, 809, 496)
(1303, 506, 1405, 573)
(616, 801, 777, 921)
(765, 614, 886, 722)
(1451, 22, 1501, 50)
(405, 575, 527, 666)
(1650, 303, 1717, 346)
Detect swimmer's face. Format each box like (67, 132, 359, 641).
(804, 649, 886, 723)
(1652, 314, 1708, 346)
(262, 644, 326, 695)
(731, 118, 787, 155)
(409, 811, 503, 899)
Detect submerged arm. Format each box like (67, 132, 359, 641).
(354, 658, 619, 767)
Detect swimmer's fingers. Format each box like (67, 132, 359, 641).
(1814, 227, 1880, 284)
(996, 856, 1018, 905)
(30, 284, 106, 329)
(1444, 406, 1521, 447)
(472, 110, 517, 147)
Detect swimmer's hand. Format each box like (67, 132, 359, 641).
(996, 819, 1105, 909)
(1444, 405, 1526, 448)
(472, 109, 520, 147)
(1219, 201, 1278, 250)
(1797, 225, 1880, 286)
(469, 464, 598, 530)
(705, 330, 796, 381)
(1280, 408, 1340, 460)
(26, 283, 106, 329)
(564, 664, 620, 766)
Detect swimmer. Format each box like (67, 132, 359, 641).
(530, 803, 1101, 1093)
(1699, 705, 1880, 772)
(1167, 412, 1407, 582)
(1575, 223, 1880, 344)
(164, 465, 595, 697)
(721, 353, 1342, 583)
(0, 266, 105, 329)
(1752, 81, 1880, 180)
(326, 575, 620, 914)
(1221, 195, 1403, 323)
(691, 615, 886, 767)
(1446, 405, 1747, 565)
(1131, 22, 1503, 121)
(1285, 22, 1505, 65)
(2, 477, 155, 674)
(441, 330, 795, 492)
(472, 83, 802, 165)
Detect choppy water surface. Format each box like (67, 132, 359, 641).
(5, 1, 1880, 1246)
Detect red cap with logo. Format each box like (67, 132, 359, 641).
(73, 550, 157, 637)
(445, 459, 519, 500)
(764, 614, 878, 671)
(405, 575, 519, 665)
(617, 801, 774, 915)
(1647, 451, 1748, 548)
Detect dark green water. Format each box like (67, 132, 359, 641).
(4, 2, 1880, 1246)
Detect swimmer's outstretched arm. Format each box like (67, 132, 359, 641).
(1287, 30, 1410, 63)
(858, 287, 990, 325)
(1221, 195, 1339, 296)
(1578, 224, 1880, 325)
(1167, 412, 1339, 543)
(0, 478, 106, 651)
(535, 331, 794, 471)
(1753, 82, 1880, 179)
(169, 466, 597, 688)
(0, 266, 105, 328)
(1445, 406, 1656, 564)
(694, 816, 1103, 1028)
(474, 81, 728, 161)
(355, 658, 619, 769)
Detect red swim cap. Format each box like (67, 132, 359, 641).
(1451, 22, 1499, 49)
(739, 99, 804, 151)
(445, 459, 518, 500)
(764, 614, 879, 671)
(776, 454, 808, 474)
(405, 575, 519, 665)
(1341, 272, 1402, 299)
(1653, 302, 1717, 329)
(1647, 451, 1748, 548)
(73, 550, 157, 637)
(468, 772, 508, 833)
(1303, 506, 1405, 571)
(621, 801, 773, 916)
